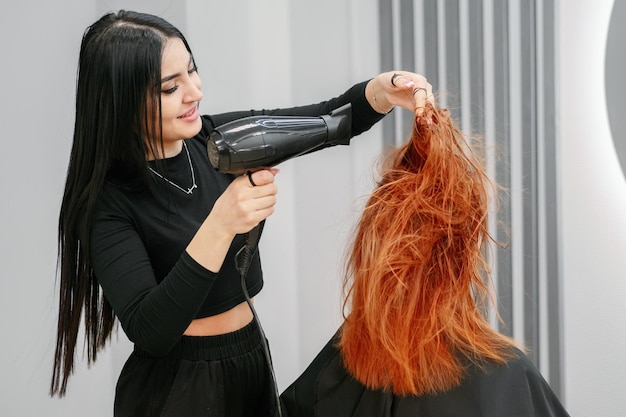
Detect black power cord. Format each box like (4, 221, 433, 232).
(235, 220, 283, 417)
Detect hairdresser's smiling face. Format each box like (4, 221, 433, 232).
(157, 36, 203, 157)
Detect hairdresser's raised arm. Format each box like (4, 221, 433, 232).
(365, 71, 434, 115)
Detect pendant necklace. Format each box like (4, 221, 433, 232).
(148, 140, 198, 195)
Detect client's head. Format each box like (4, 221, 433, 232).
(340, 104, 517, 396)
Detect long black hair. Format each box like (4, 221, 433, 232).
(51, 10, 195, 396)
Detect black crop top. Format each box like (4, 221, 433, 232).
(89, 80, 385, 356)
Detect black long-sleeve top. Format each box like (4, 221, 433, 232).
(89, 81, 385, 356)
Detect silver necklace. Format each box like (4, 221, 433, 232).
(148, 141, 198, 195)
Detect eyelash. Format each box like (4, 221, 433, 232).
(162, 66, 199, 95)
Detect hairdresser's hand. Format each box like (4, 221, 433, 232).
(187, 169, 278, 272)
(213, 169, 279, 236)
(365, 71, 434, 115)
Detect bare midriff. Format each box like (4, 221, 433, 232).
(183, 300, 254, 336)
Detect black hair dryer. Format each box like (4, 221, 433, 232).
(207, 103, 352, 174)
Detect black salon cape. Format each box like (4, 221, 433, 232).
(280, 332, 570, 417)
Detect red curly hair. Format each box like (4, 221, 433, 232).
(339, 104, 517, 396)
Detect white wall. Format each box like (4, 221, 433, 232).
(0, 1, 115, 416)
(558, 1, 626, 416)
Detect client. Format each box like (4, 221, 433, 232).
(280, 104, 570, 417)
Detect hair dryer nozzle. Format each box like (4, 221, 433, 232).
(207, 104, 352, 174)
(322, 103, 352, 145)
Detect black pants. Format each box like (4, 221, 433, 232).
(114, 320, 275, 417)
